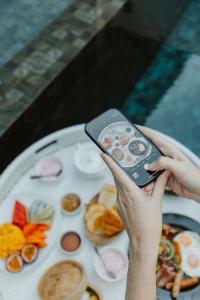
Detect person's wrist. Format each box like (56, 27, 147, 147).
(129, 234, 160, 264)
(129, 245, 158, 270)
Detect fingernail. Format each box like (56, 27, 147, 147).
(144, 163, 149, 170)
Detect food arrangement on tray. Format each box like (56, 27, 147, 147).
(0, 132, 199, 300)
(0, 196, 55, 273)
(156, 224, 200, 298)
(36, 182, 126, 300)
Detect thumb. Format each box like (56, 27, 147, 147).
(152, 171, 169, 199)
(145, 156, 183, 174)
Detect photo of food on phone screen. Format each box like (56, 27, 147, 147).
(98, 121, 152, 168)
(85, 109, 163, 187)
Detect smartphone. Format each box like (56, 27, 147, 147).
(85, 108, 163, 187)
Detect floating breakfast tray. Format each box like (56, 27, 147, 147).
(0, 124, 199, 300)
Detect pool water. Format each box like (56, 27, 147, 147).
(122, 0, 200, 157)
(0, 0, 72, 67)
(0, 0, 199, 173)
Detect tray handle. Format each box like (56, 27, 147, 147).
(35, 140, 58, 154)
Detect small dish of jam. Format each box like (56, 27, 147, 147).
(59, 231, 82, 255)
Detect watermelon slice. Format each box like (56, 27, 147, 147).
(12, 201, 28, 229)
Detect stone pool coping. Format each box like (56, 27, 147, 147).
(0, 0, 126, 137)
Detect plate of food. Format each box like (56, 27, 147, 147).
(84, 184, 124, 244)
(38, 260, 103, 300)
(156, 214, 200, 299)
(0, 193, 59, 273)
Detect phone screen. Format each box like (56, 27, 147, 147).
(85, 109, 162, 187)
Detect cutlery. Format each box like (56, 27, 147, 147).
(30, 169, 62, 179)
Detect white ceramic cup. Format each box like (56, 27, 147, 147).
(74, 143, 105, 179)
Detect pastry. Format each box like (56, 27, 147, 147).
(98, 184, 117, 209)
(86, 211, 105, 235)
(101, 208, 124, 236)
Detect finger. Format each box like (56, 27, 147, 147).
(137, 125, 173, 148)
(143, 181, 155, 192)
(137, 125, 186, 160)
(152, 171, 169, 199)
(116, 196, 123, 213)
(100, 153, 141, 195)
(116, 194, 127, 219)
(144, 156, 184, 175)
(116, 195, 125, 211)
(101, 153, 128, 183)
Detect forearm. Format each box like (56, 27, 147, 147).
(126, 245, 158, 300)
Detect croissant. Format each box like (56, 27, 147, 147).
(101, 209, 124, 236)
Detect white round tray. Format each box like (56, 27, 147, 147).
(0, 124, 199, 300)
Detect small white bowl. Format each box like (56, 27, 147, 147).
(74, 143, 105, 178)
(59, 231, 82, 256)
(94, 247, 128, 282)
(35, 157, 63, 183)
(60, 194, 82, 216)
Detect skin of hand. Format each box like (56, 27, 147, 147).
(138, 126, 200, 202)
(100, 153, 169, 300)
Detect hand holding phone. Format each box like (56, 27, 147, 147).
(85, 108, 163, 187)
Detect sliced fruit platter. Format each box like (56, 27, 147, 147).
(0, 194, 59, 273)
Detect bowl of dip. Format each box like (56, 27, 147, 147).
(61, 193, 82, 216)
(74, 144, 105, 178)
(59, 231, 82, 255)
(94, 247, 128, 282)
(34, 157, 63, 182)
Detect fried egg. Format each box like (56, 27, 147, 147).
(174, 231, 200, 277)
